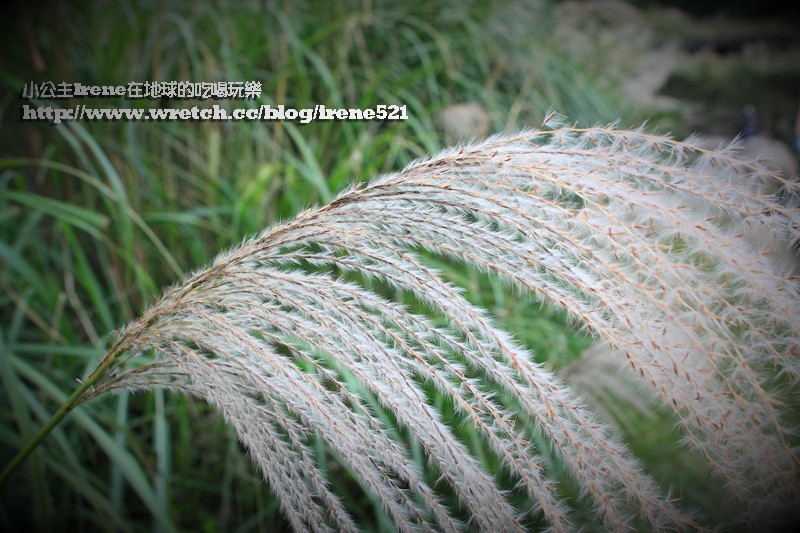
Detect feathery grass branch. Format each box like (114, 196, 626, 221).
(4, 116, 799, 531)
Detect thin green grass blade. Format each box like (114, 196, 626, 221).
(9, 355, 178, 533)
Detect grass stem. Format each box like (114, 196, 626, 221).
(0, 347, 120, 485)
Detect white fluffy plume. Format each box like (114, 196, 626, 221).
(85, 117, 800, 532)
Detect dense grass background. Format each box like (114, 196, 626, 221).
(3, 1, 795, 531)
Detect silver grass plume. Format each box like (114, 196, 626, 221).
(83, 115, 799, 531)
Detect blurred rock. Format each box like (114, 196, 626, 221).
(737, 135, 798, 182)
(437, 102, 490, 144)
(694, 133, 799, 277)
(734, 216, 800, 278)
(562, 342, 657, 431)
(695, 134, 799, 194)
